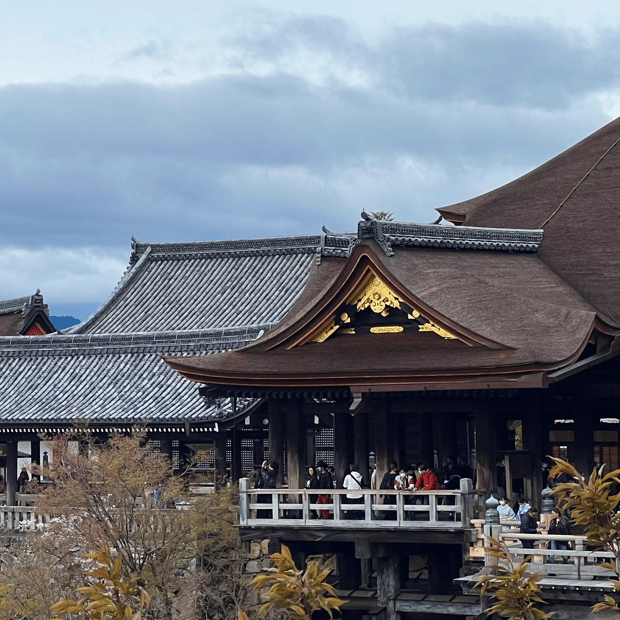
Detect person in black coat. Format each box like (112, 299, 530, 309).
(519, 506, 539, 549)
(316, 460, 333, 519)
(548, 506, 570, 563)
(255, 460, 279, 518)
(306, 466, 320, 518)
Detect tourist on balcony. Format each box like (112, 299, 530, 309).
(413, 464, 440, 491)
(517, 498, 531, 518)
(343, 464, 364, 519)
(380, 462, 399, 520)
(306, 466, 320, 519)
(17, 468, 29, 493)
(316, 461, 333, 519)
(547, 506, 570, 564)
(255, 460, 279, 518)
(395, 466, 415, 520)
(497, 497, 516, 520)
(519, 506, 539, 549)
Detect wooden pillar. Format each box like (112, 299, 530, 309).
(523, 398, 543, 507)
(427, 545, 460, 595)
(336, 548, 361, 590)
(377, 554, 401, 619)
(286, 402, 307, 490)
(574, 382, 595, 477)
(333, 412, 353, 486)
(214, 434, 227, 487)
(30, 439, 41, 483)
(268, 400, 285, 485)
(419, 413, 434, 467)
(353, 412, 369, 480)
(231, 428, 242, 481)
(433, 412, 457, 472)
(6, 440, 17, 506)
(474, 405, 497, 492)
(306, 424, 316, 468)
(372, 405, 389, 490)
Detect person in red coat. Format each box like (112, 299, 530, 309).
(414, 464, 440, 490)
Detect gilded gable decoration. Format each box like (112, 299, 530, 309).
(306, 269, 460, 344)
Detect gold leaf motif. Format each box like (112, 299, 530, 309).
(370, 326, 403, 334)
(311, 320, 339, 343)
(356, 277, 402, 314)
(340, 327, 355, 335)
(340, 312, 350, 323)
(419, 322, 457, 339)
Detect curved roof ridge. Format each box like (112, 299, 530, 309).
(65, 247, 152, 334)
(0, 323, 273, 355)
(130, 234, 325, 260)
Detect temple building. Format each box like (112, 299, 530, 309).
(0, 115, 620, 617)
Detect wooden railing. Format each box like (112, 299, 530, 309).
(0, 506, 50, 531)
(483, 524, 617, 581)
(238, 477, 475, 528)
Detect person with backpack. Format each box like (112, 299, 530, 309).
(342, 464, 364, 520)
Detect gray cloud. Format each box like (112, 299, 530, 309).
(0, 17, 617, 261)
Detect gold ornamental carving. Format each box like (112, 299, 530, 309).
(356, 277, 402, 314)
(419, 322, 458, 339)
(312, 319, 339, 343)
(370, 326, 403, 334)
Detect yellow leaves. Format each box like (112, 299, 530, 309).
(476, 538, 552, 620)
(51, 543, 150, 620)
(252, 544, 347, 620)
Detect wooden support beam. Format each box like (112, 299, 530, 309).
(474, 405, 497, 492)
(372, 405, 390, 489)
(523, 398, 543, 506)
(6, 440, 17, 506)
(353, 412, 369, 481)
(269, 400, 285, 485)
(333, 412, 352, 485)
(286, 402, 307, 490)
(377, 554, 401, 607)
(336, 549, 361, 590)
(214, 434, 227, 487)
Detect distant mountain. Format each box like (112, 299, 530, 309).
(50, 316, 81, 330)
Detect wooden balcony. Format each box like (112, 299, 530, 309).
(238, 477, 476, 536)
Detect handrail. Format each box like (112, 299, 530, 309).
(238, 477, 475, 529)
(482, 524, 616, 581)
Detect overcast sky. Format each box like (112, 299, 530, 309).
(2, 0, 620, 320)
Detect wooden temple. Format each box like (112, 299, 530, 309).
(0, 116, 619, 617)
(164, 116, 620, 618)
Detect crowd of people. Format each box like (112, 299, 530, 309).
(253, 457, 473, 520)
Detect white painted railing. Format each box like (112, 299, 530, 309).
(238, 477, 475, 528)
(0, 506, 50, 531)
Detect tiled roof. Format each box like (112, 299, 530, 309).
(0, 297, 29, 315)
(70, 236, 325, 334)
(0, 328, 262, 425)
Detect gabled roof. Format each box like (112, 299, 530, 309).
(0, 291, 57, 336)
(438, 115, 620, 324)
(69, 235, 341, 334)
(166, 218, 614, 392)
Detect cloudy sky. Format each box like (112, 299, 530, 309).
(2, 0, 620, 320)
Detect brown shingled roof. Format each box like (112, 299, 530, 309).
(437, 116, 620, 323)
